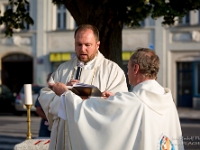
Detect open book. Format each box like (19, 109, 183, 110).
(67, 83, 102, 97)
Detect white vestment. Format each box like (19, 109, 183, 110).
(39, 51, 128, 150)
(59, 80, 184, 150)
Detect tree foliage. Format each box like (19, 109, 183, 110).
(1, 0, 200, 65)
(52, 0, 200, 26)
(0, 0, 33, 36)
(1, 0, 200, 36)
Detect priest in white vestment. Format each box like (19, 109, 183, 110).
(39, 24, 128, 150)
(52, 48, 184, 150)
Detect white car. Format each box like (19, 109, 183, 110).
(14, 84, 43, 115)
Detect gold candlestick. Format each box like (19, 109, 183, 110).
(25, 104, 32, 140)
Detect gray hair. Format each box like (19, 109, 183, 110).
(130, 48, 160, 79)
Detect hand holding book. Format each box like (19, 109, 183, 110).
(48, 82, 68, 96)
(67, 83, 102, 97)
(49, 82, 102, 98)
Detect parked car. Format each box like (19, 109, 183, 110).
(0, 84, 16, 113)
(14, 84, 44, 115)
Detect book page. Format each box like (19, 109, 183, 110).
(66, 86, 73, 89)
(73, 83, 96, 88)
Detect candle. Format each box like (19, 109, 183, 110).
(24, 84, 33, 105)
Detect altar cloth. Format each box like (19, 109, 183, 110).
(14, 138, 50, 150)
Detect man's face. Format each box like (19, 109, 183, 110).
(75, 29, 100, 63)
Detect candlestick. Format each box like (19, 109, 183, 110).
(24, 84, 33, 105)
(25, 104, 32, 139)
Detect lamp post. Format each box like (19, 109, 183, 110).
(24, 84, 33, 140)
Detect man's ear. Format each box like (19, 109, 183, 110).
(133, 64, 139, 74)
(97, 41, 100, 49)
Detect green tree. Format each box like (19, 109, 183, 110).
(1, 0, 200, 66)
(0, 0, 33, 36)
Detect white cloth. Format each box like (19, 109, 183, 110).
(59, 80, 184, 150)
(14, 139, 50, 150)
(80, 56, 96, 69)
(39, 51, 128, 150)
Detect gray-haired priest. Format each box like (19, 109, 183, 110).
(52, 48, 184, 150)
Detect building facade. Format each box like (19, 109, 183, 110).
(0, 0, 200, 108)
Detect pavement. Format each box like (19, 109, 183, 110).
(177, 107, 200, 121)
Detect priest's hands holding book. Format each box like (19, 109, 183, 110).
(101, 91, 114, 99)
(49, 81, 114, 100)
(49, 82, 68, 97)
(48, 79, 79, 96)
(48, 82, 90, 100)
(66, 79, 79, 86)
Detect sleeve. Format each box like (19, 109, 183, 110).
(38, 87, 61, 129)
(38, 72, 61, 128)
(58, 93, 68, 120)
(38, 63, 73, 129)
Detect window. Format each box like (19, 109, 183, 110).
(57, 5, 66, 29)
(5, 4, 12, 10)
(4, 4, 12, 25)
(185, 13, 190, 23)
(179, 12, 190, 25)
(177, 62, 193, 107)
(139, 16, 155, 27)
(148, 17, 155, 26)
(23, 4, 30, 30)
(140, 20, 145, 27)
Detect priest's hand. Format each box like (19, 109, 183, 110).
(49, 82, 68, 96)
(101, 91, 114, 99)
(66, 79, 79, 86)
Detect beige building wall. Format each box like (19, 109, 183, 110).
(0, 0, 200, 106)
